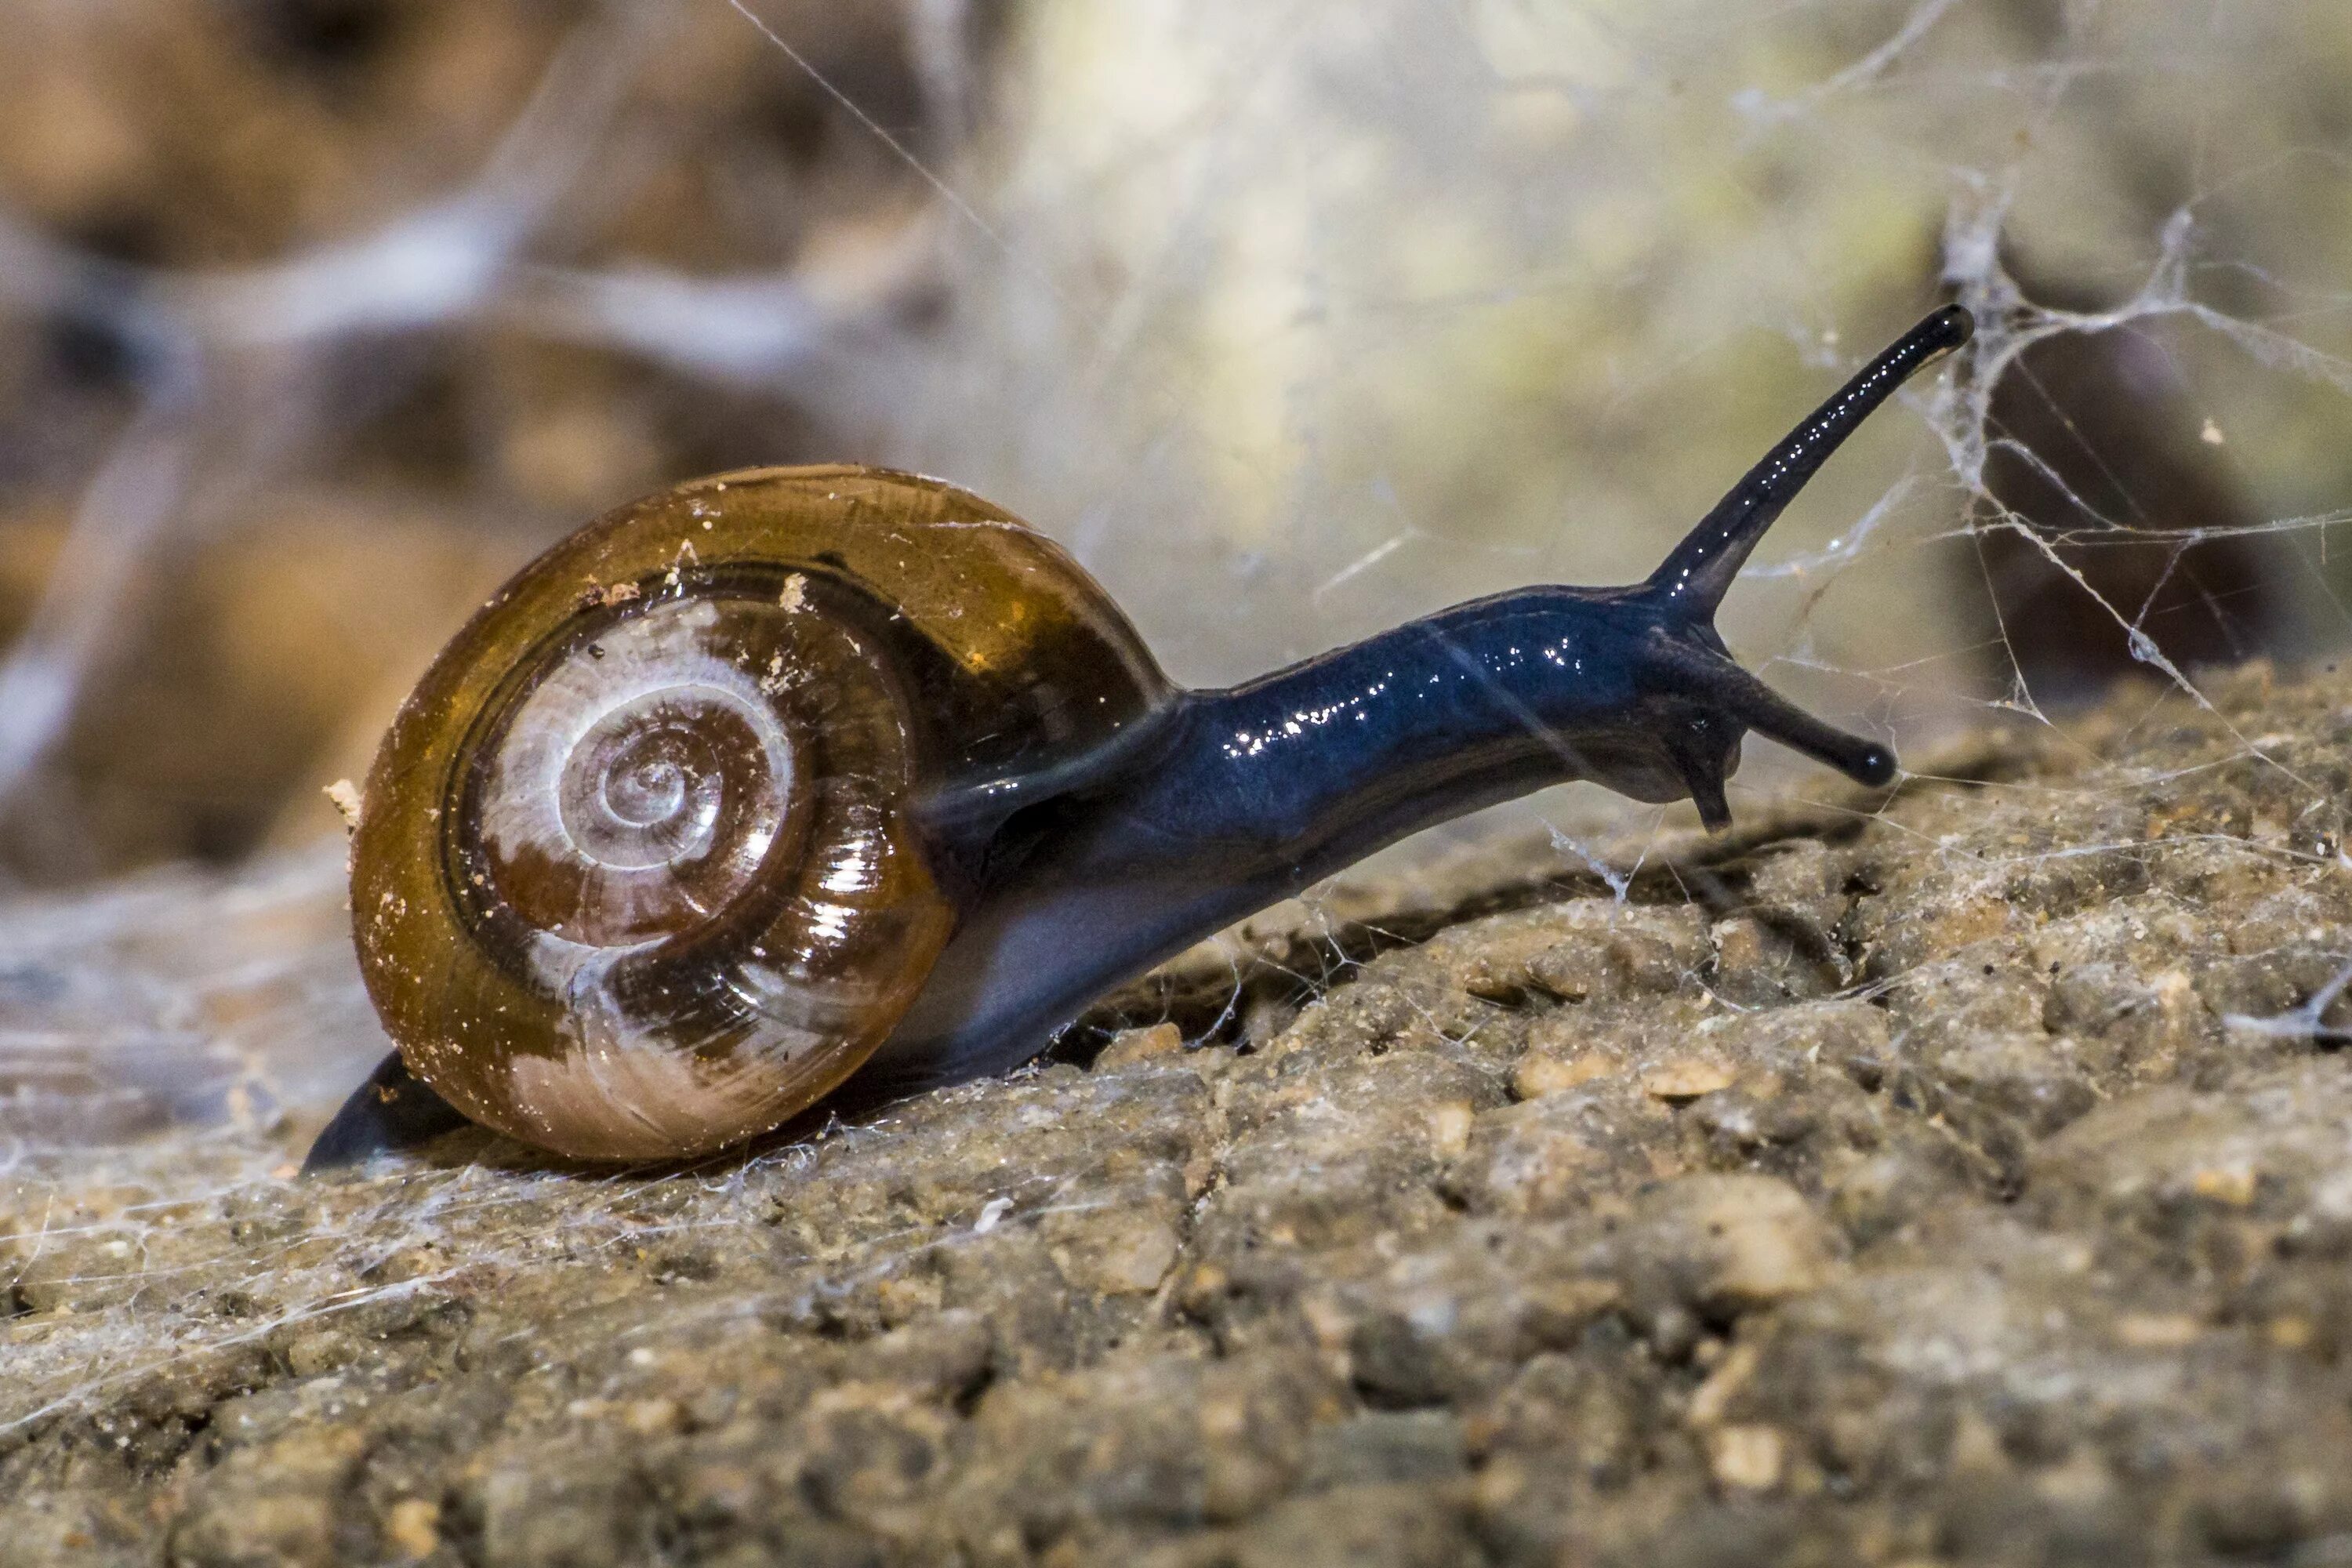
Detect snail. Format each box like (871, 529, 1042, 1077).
(305, 304, 1972, 1169)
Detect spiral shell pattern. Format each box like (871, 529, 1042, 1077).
(348, 466, 1169, 1160)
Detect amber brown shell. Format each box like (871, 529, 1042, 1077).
(349, 466, 1171, 1160)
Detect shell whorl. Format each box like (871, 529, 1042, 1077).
(349, 466, 1171, 1160)
(470, 597, 800, 949)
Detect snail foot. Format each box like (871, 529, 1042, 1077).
(302, 1050, 472, 1174)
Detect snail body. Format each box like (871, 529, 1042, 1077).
(308, 306, 1971, 1168)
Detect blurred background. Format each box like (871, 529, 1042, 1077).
(2, 0, 2350, 888)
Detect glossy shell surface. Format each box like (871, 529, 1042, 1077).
(350, 466, 1171, 1160)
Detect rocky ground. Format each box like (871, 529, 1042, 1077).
(7, 659, 2352, 1566)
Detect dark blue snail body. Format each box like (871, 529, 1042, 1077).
(307, 306, 1969, 1169)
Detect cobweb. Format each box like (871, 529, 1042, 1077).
(2, 0, 2351, 1444)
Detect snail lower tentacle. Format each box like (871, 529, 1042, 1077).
(308, 307, 1971, 1170)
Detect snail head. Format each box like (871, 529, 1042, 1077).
(1602, 303, 1972, 829)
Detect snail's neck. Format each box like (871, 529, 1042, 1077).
(862, 589, 1661, 1094)
(1171, 586, 1655, 879)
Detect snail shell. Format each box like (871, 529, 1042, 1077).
(350, 466, 1170, 1160)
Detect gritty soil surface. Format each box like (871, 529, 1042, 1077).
(9, 660, 2352, 1566)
